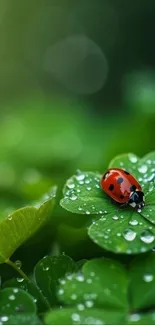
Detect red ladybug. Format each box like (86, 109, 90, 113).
(101, 168, 145, 209)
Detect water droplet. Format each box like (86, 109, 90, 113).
(43, 266, 50, 271)
(70, 194, 77, 201)
(90, 272, 95, 277)
(123, 229, 136, 241)
(87, 186, 91, 191)
(9, 295, 15, 300)
(120, 162, 124, 166)
(85, 300, 94, 308)
(71, 294, 77, 300)
(8, 215, 12, 220)
(58, 288, 64, 295)
(59, 279, 66, 285)
(78, 207, 82, 211)
(15, 260, 22, 269)
(87, 278, 92, 284)
(13, 288, 19, 293)
(137, 208, 141, 213)
(143, 273, 154, 282)
(117, 233, 121, 237)
(67, 182, 75, 189)
(129, 314, 141, 322)
(129, 154, 138, 163)
(138, 165, 148, 174)
(0, 316, 8, 322)
(76, 174, 85, 181)
(112, 215, 119, 220)
(77, 303, 85, 311)
(85, 179, 90, 184)
(17, 277, 24, 283)
(71, 313, 80, 322)
(76, 274, 84, 282)
(140, 230, 154, 244)
(129, 220, 138, 226)
(86, 210, 90, 215)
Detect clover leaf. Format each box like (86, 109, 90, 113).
(60, 153, 155, 254)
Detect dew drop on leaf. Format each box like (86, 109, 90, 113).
(70, 195, 78, 201)
(143, 273, 154, 282)
(138, 165, 148, 174)
(76, 174, 85, 181)
(17, 277, 24, 283)
(129, 220, 139, 226)
(9, 294, 15, 300)
(129, 314, 141, 322)
(77, 303, 85, 311)
(123, 229, 137, 241)
(15, 260, 22, 269)
(128, 154, 138, 163)
(85, 300, 94, 308)
(71, 313, 80, 322)
(140, 230, 154, 244)
(112, 215, 119, 220)
(1, 316, 9, 322)
(71, 294, 77, 300)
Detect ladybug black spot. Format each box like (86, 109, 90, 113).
(109, 184, 114, 191)
(117, 177, 123, 184)
(124, 170, 130, 175)
(130, 185, 137, 192)
(120, 195, 124, 199)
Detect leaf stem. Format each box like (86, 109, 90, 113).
(6, 258, 29, 280)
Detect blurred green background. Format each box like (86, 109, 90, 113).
(0, 0, 155, 272)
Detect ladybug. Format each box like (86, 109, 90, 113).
(101, 168, 145, 209)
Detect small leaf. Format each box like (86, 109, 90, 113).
(45, 308, 125, 325)
(0, 187, 57, 263)
(89, 210, 155, 254)
(57, 258, 128, 311)
(0, 314, 42, 325)
(35, 255, 77, 305)
(127, 312, 155, 325)
(129, 252, 155, 309)
(0, 288, 36, 314)
(3, 278, 48, 312)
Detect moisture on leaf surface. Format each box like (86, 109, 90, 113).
(60, 152, 155, 254)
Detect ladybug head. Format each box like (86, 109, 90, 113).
(128, 190, 145, 209)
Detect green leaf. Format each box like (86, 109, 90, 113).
(3, 278, 48, 313)
(89, 210, 155, 254)
(127, 312, 155, 325)
(129, 252, 155, 309)
(0, 288, 36, 314)
(0, 187, 57, 263)
(45, 308, 125, 325)
(0, 314, 42, 325)
(60, 153, 155, 254)
(34, 255, 77, 306)
(57, 258, 128, 311)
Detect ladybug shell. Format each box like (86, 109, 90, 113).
(101, 168, 142, 204)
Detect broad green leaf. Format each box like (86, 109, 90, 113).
(89, 210, 155, 254)
(60, 171, 111, 215)
(61, 153, 155, 254)
(57, 258, 128, 311)
(35, 255, 77, 305)
(45, 308, 125, 325)
(0, 187, 56, 263)
(3, 278, 48, 312)
(127, 312, 155, 325)
(0, 314, 42, 325)
(129, 253, 155, 309)
(0, 288, 36, 314)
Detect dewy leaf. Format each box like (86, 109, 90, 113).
(35, 255, 77, 305)
(45, 308, 125, 325)
(57, 258, 128, 311)
(0, 314, 42, 325)
(89, 210, 155, 254)
(3, 277, 48, 313)
(0, 287, 36, 314)
(60, 152, 155, 254)
(129, 252, 155, 309)
(0, 187, 57, 263)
